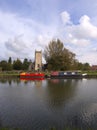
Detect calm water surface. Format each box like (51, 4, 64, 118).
(0, 78, 97, 130)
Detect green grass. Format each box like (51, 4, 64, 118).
(0, 128, 93, 130)
(0, 128, 21, 130)
(0, 71, 20, 77)
(1, 70, 97, 78)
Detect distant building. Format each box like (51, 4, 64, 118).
(91, 65, 97, 71)
(35, 50, 42, 71)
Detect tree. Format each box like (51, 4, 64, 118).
(8, 57, 12, 64)
(82, 63, 90, 70)
(0, 60, 8, 71)
(76, 62, 90, 70)
(44, 39, 76, 71)
(22, 58, 30, 70)
(8, 57, 13, 70)
(0, 60, 13, 71)
(13, 59, 22, 70)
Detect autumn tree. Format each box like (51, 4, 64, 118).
(44, 39, 77, 71)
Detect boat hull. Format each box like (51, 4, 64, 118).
(50, 71, 87, 79)
(51, 74, 83, 79)
(20, 73, 44, 80)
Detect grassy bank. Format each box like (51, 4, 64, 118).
(82, 71, 97, 78)
(0, 70, 97, 78)
(0, 127, 93, 130)
(0, 71, 20, 78)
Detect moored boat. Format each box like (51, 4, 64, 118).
(20, 72, 45, 80)
(50, 71, 87, 79)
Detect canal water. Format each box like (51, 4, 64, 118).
(0, 78, 97, 130)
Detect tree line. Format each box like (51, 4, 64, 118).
(0, 58, 32, 71)
(0, 39, 90, 71)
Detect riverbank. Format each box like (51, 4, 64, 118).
(0, 127, 93, 130)
(84, 71, 97, 78)
(0, 71, 97, 78)
(0, 71, 20, 78)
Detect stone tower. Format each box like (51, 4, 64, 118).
(35, 50, 42, 71)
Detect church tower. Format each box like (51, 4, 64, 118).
(35, 50, 42, 71)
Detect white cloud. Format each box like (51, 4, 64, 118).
(92, 48, 97, 52)
(60, 11, 72, 25)
(79, 15, 97, 38)
(5, 36, 27, 52)
(59, 12, 97, 64)
(0, 9, 97, 64)
(60, 14, 97, 49)
(34, 34, 53, 47)
(0, 10, 57, 60)
(64, 34, 91, 46)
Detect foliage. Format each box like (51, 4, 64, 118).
(0, 60, 12, 71)
(8, 57, 12, 64)
(44, 39, 77, 71)
(43, 39, 91, 71)
(77, 62, 90, 70)
(0, 57, 32, 71)
(22, 58, 30, 70)
(82, 63, 90, 70)
(13, 59, 22, 70)
(0, 60, 8, 71)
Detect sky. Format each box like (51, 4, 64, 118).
(0, 0, 97, 65)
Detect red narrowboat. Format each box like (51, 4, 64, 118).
(20, 72, 44, 80)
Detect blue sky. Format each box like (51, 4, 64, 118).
(0, 0, 97, 64)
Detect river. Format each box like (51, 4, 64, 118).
(0, 78, 97, 130)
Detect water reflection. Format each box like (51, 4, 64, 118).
(45, 79, 79, 108)
(0, 78, 83, 111)
(0, 77, 21, 86)
(0, 78, 97, 129)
